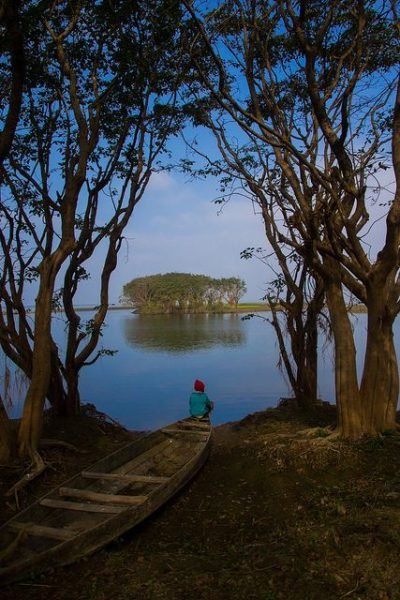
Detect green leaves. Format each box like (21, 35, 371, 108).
(122, 272, 247, 312)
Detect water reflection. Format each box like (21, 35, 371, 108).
(122, 313, 246, 352)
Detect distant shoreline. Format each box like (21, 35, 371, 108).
(69, 303, 271, 314)
(22, 303, 367, 315)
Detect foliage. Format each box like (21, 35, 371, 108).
(0, 0, 186, 459)
(121, 272, 247, 312)
(181, 0, 400, 436)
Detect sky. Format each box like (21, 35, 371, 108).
(21, 166, 271, 308)
(76, 161, 395, 308)
(103, 170, 270, 305)
(67, 160, 395, 308)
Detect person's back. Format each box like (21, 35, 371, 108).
(189, 379, 213, 418)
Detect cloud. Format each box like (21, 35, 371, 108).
(146, 170, 177, 192)
(111, 173, 270, 303)
(34, 164, 395, 308)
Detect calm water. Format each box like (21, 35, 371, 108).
(3, 310, 399, 430)
(78, 311, 288, 430)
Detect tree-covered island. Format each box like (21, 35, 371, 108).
(121, 272, 247, 313)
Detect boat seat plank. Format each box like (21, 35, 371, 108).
(9, 522, 75, 541)
(81, 472, 169, 484)
(59, 487, 148, 505)
(179, 420, 210, 429)
(162, 428, 210, 436)
(40, 498, 124, 513)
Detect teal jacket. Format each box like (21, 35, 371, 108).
(189, 391, 212, 418)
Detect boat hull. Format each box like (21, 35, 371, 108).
(0, 417, 212, 585)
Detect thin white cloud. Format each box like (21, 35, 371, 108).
(147, 170, 177, 192)
(113, 172, 270, 302)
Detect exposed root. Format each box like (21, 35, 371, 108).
(81, 403, 129, 431)
(299, 425, 337, 438)
(257, 429, 352, 471)
(0, 529, 26, 564)
(5, 450, 47, 499)
(40, 438, 88, 453)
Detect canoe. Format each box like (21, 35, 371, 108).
(0, 417, 212, 585)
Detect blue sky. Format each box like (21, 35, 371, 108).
(73, 162, 394, 308)
(21, 168, 270, 308)
(105, 170, 270, 305)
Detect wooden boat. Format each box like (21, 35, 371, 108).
(0, 417, 212, 585)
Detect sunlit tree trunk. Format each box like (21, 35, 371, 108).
(17, 249, 73, 459)
(359, 287, 398, 433)
(18, 273, 54, 458)
(324, 267, 362, 438)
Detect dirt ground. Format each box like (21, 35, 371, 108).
(1, 404, 400, 600)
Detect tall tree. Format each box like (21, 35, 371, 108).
(0, 0, 184, 467)
(0, 0, 25, 164)
(183, 0, 400, 437)
(241, 246, 325, 409)
(122, 272, 247, 312)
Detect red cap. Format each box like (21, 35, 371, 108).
(194, 379, 205, 392)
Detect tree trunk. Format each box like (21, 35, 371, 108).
(17, 277, 54, 458)
(359, 295, 398, 433)
(297, 304, 318, 408)
(17, 249, 73, 459)
(62, 313, 81, 417)
(48, 344, 67, 416)
(64, 365, 80, 417)
(324, 268, 362, 438)
(0, 393, 14, 463)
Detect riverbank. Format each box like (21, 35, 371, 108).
(1, 405, 399, 599)
(21, 302, 367, 315)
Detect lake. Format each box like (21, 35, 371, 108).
(3, 310, 399, 430)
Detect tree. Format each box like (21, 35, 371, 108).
(0, 0, 25, 164)
(0, 0, 26, 462)
(183, 0, 400, 437)
(122, 272, 247, 312)
(220, 277, 247, 307)
(0, 0, 185, 467)
(242, 247, 325, 409)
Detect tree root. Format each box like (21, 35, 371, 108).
(258, 427, 350, 471)
(4, 438, 88, 503)
(82, 403, 129, 431)
(0, 529, 26, 564)
(39, 438, 88, 453)
(298, 426, 337, 438)
(5, 450, 46, 500)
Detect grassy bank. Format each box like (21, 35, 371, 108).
(1, 405, 400, 599)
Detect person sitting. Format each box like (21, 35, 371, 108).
(189, 379, 214, 419)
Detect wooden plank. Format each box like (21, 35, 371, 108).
(59, 487, 148, 505)
(162, 428, 210, 436)
(81, 472, 169, 484)
(112, 439, 172, 476)
(8, 522, 74, 541)
(179, 420, 210, 429)
(40, 498, 124, 514)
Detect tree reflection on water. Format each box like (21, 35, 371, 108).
(122, 313, 246, 352)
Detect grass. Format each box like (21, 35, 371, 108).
(1, 405, 400, 599)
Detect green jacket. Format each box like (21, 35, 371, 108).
(189, 391, 212, 418)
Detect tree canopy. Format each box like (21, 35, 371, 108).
(182, 0, 400, 437)
(122, 272, 247, 313)
(0, 0, 185, 467)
